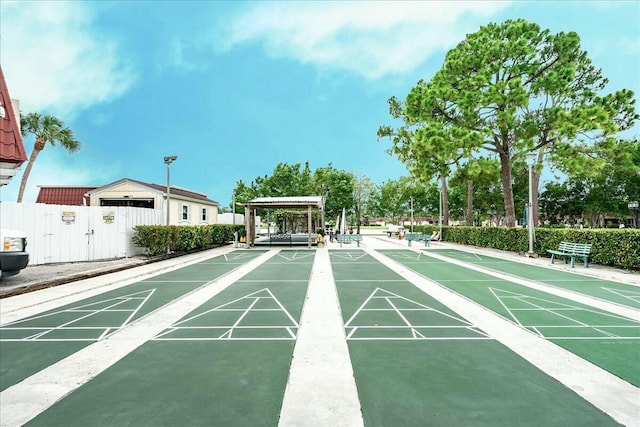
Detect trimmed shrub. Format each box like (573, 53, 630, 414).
(133, 224, 244, 256)
(411, 225, 640, 270)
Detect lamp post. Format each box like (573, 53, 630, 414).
(164, 155, 177, 226)
(321, 187, 329, 232)
(438, 185, 443, 240)
(525, 153, 536, 256)
(410, 196, 414, 233)
(628, 201, 639, 228)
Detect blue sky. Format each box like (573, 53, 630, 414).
(1, 1, 638, 208)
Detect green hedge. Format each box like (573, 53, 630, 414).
(132, 224, 245, 256)
(411, 225, 640, 270)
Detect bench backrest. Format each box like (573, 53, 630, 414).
(406, 233, 428, 239)
(337, 234, 362, 242)
(559, 241, 592, 255)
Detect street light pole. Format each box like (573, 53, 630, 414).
(526, 153, 536, 256)
(438, 185, 443, 241)
(164, 156, 177, 226)
(628, 201, 639, 228)
(410, 196, 414, 233)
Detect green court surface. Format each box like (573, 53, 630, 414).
(380, 249, 640, 387)
(330, 250, 620, 426)
(0, 250, 267, 391)
(431, 248, 640, 309)
(25, 250, 314, 427)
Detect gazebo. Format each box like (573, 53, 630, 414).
(243, 196, 324, 248)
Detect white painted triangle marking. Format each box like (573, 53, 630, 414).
(278, 252, 314, 261)
(489, 287, 581, 310)
(171, 288, 299, 340)
(5, 289, 156, 327)
(489, 287, 639, 338)
(332, 252, 367, 261)
(345, 288, 475, 332)
(602, 287, 640, 303)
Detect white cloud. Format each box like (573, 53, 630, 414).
(0, 1, 137, 118)
(219, 1, 510, 80)
(166, 38, 207, 73)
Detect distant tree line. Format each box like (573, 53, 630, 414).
(228, 155, 640, 229)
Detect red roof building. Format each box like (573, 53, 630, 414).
(0, 65, 28, 186)
(36, 186, 97, 206)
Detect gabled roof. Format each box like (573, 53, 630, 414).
(36, 186, 97, 206)
(88, 178, 219, 205)
(0, 65, 27, 166)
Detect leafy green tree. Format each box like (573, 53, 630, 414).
(380, 19, 637, 227)
(230, 179, 258, 215)
(539, 138, 639, 228)
(573, 138, 640, 226)
(373, 178, 410, 225)
(449, 157, 501, 225)
(313, 164, 355, 223)
(378, 109, 463, 226)
(351, 173, 376, 233)
(539, 181, 585, 225)
(401, 178, 436, 227)
(231, 162, 355, 228)
(19, 112, 80, 202)
(255, 162, 313, 196)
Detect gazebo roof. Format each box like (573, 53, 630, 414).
(244, 196, 323, 209)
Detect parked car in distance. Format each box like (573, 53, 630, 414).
(0, 228, 29, 278)
(386, 224, 405, 237)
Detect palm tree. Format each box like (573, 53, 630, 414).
(18, 112, 81, 202)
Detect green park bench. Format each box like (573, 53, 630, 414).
(405, 233, 431, 247)
(547, 241, 592, 268)
(336, 234, 363, 247)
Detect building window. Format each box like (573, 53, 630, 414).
(201, 207, 208, 222)
(100, 198, 154, 208)
(181, 204, 190, 222)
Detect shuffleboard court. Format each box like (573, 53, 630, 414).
(24, 250, 314, 427)
(430, 248, 640, 309)
(0, 250, 267, 391)
(330, 249, 620, 426)
(380, 249, 640, 387)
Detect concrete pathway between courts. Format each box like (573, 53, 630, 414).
(279, 248, 363, 426)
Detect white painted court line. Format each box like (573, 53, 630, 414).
(155, 288, 300, 341)
(421, 250, 640, 321)
(0, 246, 240, 325)
(365, 247, 640, 427)
(279, 248, 364, 427)
(0, 249, 279, 427)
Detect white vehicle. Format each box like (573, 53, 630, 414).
(0, 228, 29, 278)
(385, 224, 405, 237)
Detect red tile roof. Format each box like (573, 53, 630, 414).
(34, 179, 219, 207)
(36, 186, 97, 206)
(0, 65, 27, 165)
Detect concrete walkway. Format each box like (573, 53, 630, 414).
(279, 248, 363, 427)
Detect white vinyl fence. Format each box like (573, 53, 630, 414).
(0, 202, 162, 265)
